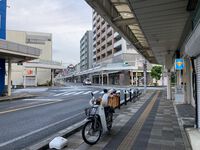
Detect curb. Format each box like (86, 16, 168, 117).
(23, 120, 86, 150)
(0, 95, 37, 103)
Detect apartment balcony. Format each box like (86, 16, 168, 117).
(107, 27, 113, 34)
(107, 44, 113, 52)
(101, 39, 106, 46)
(114, 32, 119, 37)
(93, 47, 96, 52)
(114, 39, 123, 48)
(107, 35, 113, 44)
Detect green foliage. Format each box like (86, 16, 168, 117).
(150, 66, 163, 83)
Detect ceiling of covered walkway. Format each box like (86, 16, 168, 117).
(86, 0, 191, 66)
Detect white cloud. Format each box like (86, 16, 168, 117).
(7, 0, 92, 65)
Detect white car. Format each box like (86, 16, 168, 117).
(83, 79, 92, 85)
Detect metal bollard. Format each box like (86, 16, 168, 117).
(129, 89, 132, 102)
(124, 90, 127, 105)
(118, 93, 121, 109)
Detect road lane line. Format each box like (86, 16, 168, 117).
(0, 112, 83, 147)
(23, 99, 62, 102)
(7, 101, 41, 110)
(0, 101, 61, 115)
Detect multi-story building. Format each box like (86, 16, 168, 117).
(80, 31, 93, 71)
(6, 30, 52, 86)
(92, 11, 151, 85)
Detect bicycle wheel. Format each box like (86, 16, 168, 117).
(82, 120, 102, 145)
(107, 112, 113, 131)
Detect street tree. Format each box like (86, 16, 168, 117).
(150, 66, 162, 85)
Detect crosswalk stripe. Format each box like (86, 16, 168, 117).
(93, 91, 99, 94)
(100, 91, 104, 94)
(64, 92, 76, 96)
(54, 92, 68, 97)
(83, 91, 92, 95)
(73, 91, 84, 95)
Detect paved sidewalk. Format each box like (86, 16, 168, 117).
(176, 104, 195, 128)
(61, 90, 190, 150)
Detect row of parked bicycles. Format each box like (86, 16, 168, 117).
(82, 88, 142, 145)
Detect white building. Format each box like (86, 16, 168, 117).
(6, 30, 52, 87)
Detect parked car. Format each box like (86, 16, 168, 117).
(83, 78, 92, 85)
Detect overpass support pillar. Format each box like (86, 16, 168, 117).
(99, 74, 101, 84)
(7, 59, 12, 96)
(101, 71, 104, 86)
(51, 69, 54, 86)
(130, 70, 133, 86)
(107, 73, 109, 85)
(136, 71, 138, 86)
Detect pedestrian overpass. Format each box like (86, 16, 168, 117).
(0, 39, 41, 96)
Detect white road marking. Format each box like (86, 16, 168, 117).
(23, 99, 62, 102)
(54, 92, 68, 97)
(100, 91, 104, 94)
(93, 91, 99, 94)
(0, 112, 83, 147)
(51, 89, 67, 92)
(64, 92, 76, 96)
(73, 91, 84, 95)
(83, 91, 92, 95)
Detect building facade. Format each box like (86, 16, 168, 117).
(6, 30, 52, 87)
(80, 31, 93, 71)
(92, 11, 152, 85)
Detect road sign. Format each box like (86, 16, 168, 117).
(175, 59, 184, 70)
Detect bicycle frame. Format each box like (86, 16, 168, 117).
(85, 105, 108, 133)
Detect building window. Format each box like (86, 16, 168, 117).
(114, 45, 122, 53)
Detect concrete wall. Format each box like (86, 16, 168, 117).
(6, 30, 52, 86)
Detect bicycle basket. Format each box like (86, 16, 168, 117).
(85, 107, 97, 116)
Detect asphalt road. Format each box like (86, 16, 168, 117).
(0, 86, 126, 150)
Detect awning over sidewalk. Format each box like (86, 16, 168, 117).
(86, 0, 190, 67)
(59, 63, 146, 79)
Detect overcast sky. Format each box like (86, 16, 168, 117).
(7, 0, 92, 66)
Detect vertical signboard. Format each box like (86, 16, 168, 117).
(0, 0, 6, 95)
(0, 0, 6, 39)
(175, 59, 184, 70)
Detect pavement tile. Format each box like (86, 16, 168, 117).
(146, 143, 161, 150)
